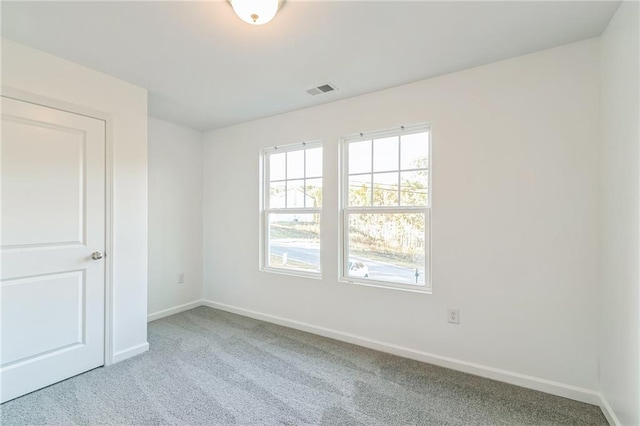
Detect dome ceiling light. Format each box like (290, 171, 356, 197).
(228, 0, 285, 26)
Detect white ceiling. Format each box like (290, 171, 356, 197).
(1, 1, 620, 131)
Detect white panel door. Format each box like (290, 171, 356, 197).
(0, 96, 106, 403)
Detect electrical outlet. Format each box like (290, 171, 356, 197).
(178, 273, 185, 284)
(448, 308, 460, 324)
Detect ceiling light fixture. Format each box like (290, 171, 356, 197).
(228, 0, 285, 26)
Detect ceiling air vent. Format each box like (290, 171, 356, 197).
(306, 83, 337, 96)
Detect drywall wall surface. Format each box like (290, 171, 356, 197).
(2, 38, 149, 359)
(203, 39, 601, 392)
(599, 2, 640, 424)
(148, 117, 203, 316)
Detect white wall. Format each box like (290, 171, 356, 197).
(599, 2, 640, 425)
(202, 40, 601, 400)
(148, 117, 203, 319)
(1, 39, 149, 362)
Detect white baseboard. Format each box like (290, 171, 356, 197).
(147, 300, 204, 322)
(112, 342, 149, 364)
(201, 299, 602, 407)
(598, 393, 622, 426)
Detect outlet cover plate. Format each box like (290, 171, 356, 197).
(448, 308, 460, 324)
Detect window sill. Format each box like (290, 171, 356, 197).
(339, 277, 432, 294)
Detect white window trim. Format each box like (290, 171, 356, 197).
(260, 140, 323, 279)
(339, 124, 432, 293)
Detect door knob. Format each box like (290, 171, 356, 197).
(91, 251, 104, 260)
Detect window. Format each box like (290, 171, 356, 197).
(341, 125, 431, 291)
(261, 142, 323, 277)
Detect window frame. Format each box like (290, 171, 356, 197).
(339, 124, 432, 293)
(260, 141, 323, 279)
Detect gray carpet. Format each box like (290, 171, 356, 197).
(1, 306, 607, 425)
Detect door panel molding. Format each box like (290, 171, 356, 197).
(2, 113, 89, 248)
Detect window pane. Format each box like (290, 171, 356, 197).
(268, 213, 320, 273)
(373, 172, 399, 206)
(306, 147, 322, 178)
(269, 181, 286, 208)
(306, 178, 322, 208)
(349, 174, 371, 207)
(400, 171, 428, 206)
(349, 140, 372, 174)
(347, 213, 425, 285)
(287, 150, 304, 179)
(400, 132, 429, 170)
(373, 136, 399, 172)
(286, 179, 305, 208)
(270, 152, 286, 181)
